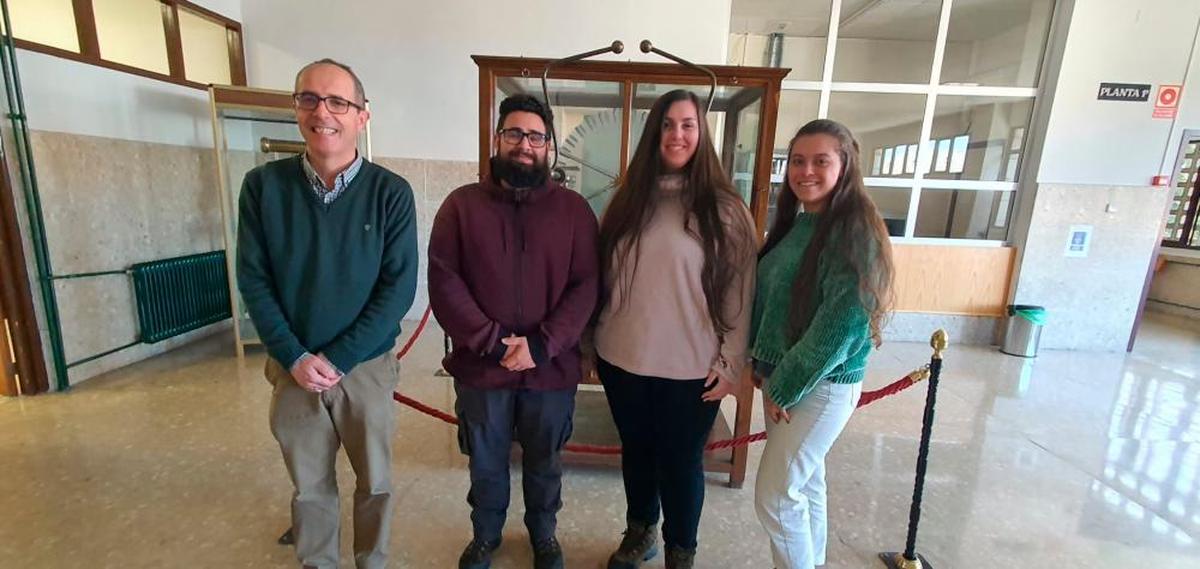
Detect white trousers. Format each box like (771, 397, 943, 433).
(755, 380, 861, 569)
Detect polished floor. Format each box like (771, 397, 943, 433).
(1, 313, 1198, 568)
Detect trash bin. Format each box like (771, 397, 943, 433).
(1001, 304, 1046, 358)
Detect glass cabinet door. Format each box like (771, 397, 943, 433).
(217, 107, 301, 346)
(495, 78, 625, 216)
(627, 83, 765, 209)
(493, 78, 767, 218)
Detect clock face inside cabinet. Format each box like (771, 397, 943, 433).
(558, 109, 649, 217)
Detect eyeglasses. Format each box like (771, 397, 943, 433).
(498, 128, 549, 148)
(293, 92, 364, 115)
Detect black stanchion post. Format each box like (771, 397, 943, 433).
(880, 329, 948, 569)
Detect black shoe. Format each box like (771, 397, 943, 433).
(458, 537, 501, 569)
(532, 536, 564, 569)
(606, 522, 658, 569)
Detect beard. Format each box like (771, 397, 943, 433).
(490, 150, 549, 189)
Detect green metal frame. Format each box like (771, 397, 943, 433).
(51, 269, 129, 280)
(0, 0, 69, 391)
(65, 341, 140, 369)
(58, 251, 231, 369)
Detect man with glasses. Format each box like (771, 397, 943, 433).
(429, 94, 599, 569)
(237, 58, 417, 569)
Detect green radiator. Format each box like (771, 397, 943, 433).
(130, 251, 231, 344)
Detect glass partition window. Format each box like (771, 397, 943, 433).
(733, 0, 1052, 242)
(941, 0, 1054, 87)
(9, 0, 246, 89)
(828, 91, 926, 178)
(774, 90, 820, 151)
(769, 90, 822, 229)
(928, 96, 1034, 182)
(95, 0, 171, 75)
(179, 8, 231, 85)
(728, 0, 832, 80)
(915, 188, 1013, 240)
(7, 0, 80, 53)
(833, 0, 942, 84)
(869, 187, 913, 235)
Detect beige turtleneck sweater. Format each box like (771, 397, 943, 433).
(594, 175, 756, 384)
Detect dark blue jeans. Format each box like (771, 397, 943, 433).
(598, 358, 720, 550)
(454, 381, 576, 543)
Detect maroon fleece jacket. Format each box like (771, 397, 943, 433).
(428, 177, 599, 390)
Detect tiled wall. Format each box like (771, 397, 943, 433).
(28, 130, 227, 385)
(373, 157, 479, 321)
(1011, 184, 1172, 351)
(20, 129, 482, 386)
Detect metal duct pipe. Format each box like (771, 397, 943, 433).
(766, 32, 784, 67)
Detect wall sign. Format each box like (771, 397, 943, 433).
(1153, 85, 1182, 119)
(1065, 225, 1093, 258)
(1097, 82, 1151, 101)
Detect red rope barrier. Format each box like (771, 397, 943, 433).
(394, 392, 458, 424)
(396, 306, 432, 360)
(391, 367, 929, 454)
(390, 306, 929, 453)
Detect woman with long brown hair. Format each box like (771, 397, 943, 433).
(593, 89, 756, 569)
(750, 118, 894, 569)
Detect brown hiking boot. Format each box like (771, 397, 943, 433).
(664, 545, 695, 569)
(605, 521, 658, 568)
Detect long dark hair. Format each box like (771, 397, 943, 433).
(760, 119, 894, 346)
(599, 89, 755, 337)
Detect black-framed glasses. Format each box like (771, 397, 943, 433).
(498, 128, 549, 148)
(293, 92, 364, 115)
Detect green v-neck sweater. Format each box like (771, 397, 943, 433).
(236, 156, 418, 374)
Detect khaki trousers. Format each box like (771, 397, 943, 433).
(266, 351, 400, 569)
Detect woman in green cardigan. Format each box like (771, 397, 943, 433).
(750, 119, 895, 569)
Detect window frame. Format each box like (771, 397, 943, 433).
(6, 0, 246, 90)
(1163, 133, 1200, 251)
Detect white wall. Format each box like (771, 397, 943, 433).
(1161, 19, 1200, 174)
(194, 0, 240, 21)
(16, 0, 240, 147)
(1037, 0, 1200, 185)
(241, 0, 733, 162)
(18, 50, 214, 147)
